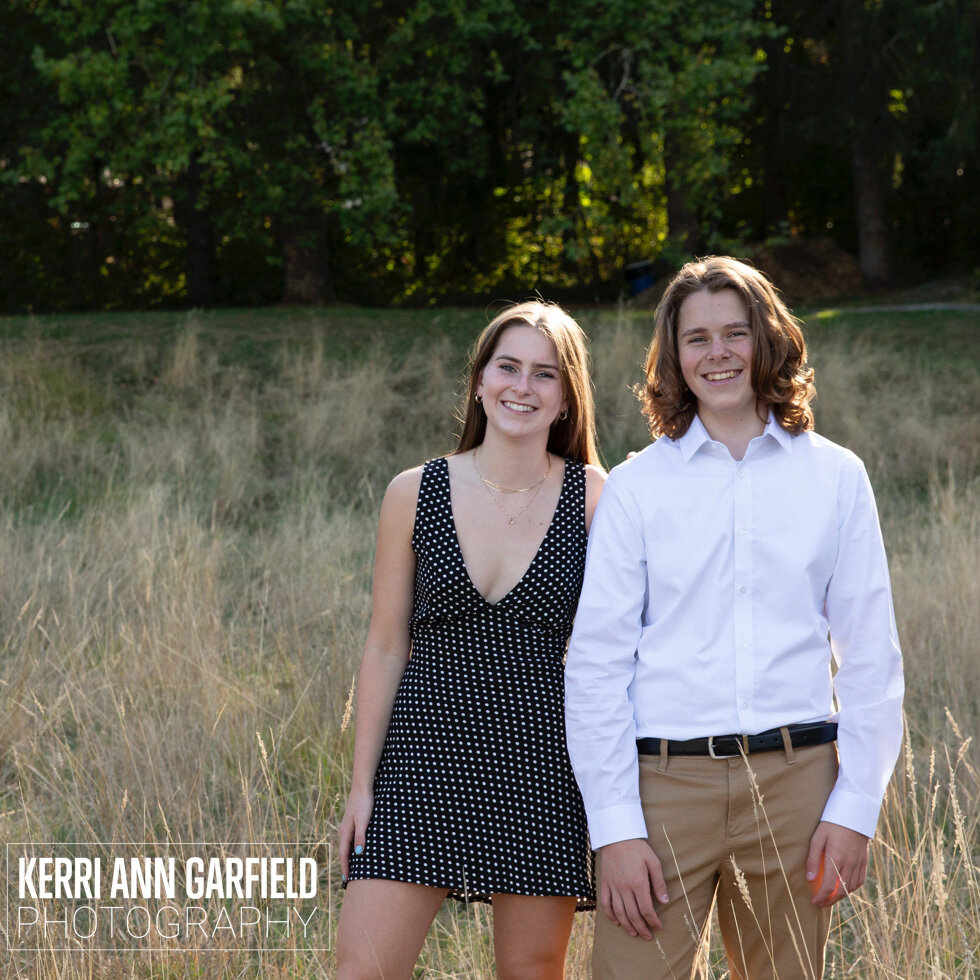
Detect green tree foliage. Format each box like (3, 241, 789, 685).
(735, 0, 980, 286)
(1, 0, 976, 311)
(0, 3, 101, 311)
(10, 0, 399, 307)
(372, 0, 766, 298)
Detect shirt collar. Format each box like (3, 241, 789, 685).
(676, 413, 795, 462)
(677, 415, 712, 462)
(763, 413, 796, 454)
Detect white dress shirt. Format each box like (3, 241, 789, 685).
(565, 415, 904, 848)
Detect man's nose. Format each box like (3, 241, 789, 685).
(707, 336, 730, 358)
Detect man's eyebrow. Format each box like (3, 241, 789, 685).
(678, 320, 749, 338)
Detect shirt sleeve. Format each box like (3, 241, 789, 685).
(821, 457, 905, 838)
(565, 472, 650, 849)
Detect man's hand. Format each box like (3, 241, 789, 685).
(598, 838, 670, 939)
(806, 821, 870, 907)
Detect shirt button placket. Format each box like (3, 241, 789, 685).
(733, 463, 753, 732)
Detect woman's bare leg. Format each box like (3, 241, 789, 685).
(491, 894, 578, 980)
(336, 879, 448, 979)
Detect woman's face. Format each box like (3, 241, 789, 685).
(476, 326, 567, 440)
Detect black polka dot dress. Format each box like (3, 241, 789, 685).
(347, 456, 595, 909)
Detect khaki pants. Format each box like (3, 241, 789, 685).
(594, 739, 838, 980)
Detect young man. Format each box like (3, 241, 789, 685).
(565, 256, 904, 979)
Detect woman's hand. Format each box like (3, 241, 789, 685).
(339, 789, 375, 879)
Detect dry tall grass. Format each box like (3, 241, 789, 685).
(0, 309, 977, 978)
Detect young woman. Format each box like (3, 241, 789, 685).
(337, 301, 605, 979)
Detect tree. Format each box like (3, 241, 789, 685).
(15, 0, 399, 307)
(373, 0, 768, 296)
(741, 0, 979, 288)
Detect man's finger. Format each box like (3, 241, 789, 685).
(813, 854, 844, 906)
(600, 882, 617, 922)
(621, 893, 654, 940)
(610, 893, 639, 937)
(648, 860, 670, 907)
(634, 892, 663, 932)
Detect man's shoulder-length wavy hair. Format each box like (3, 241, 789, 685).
(638, 255, 816, 441)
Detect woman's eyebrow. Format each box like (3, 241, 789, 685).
(493, 353, 560, 371)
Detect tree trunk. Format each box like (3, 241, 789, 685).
(663, 128, 702, 258)
(283, 232, 334, 305)
(181, 155, 215, 307)
(560, 130, 581, 275)
(850, 134, 890, 289)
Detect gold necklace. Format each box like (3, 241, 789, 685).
(471, 450, 551, 525)
(484, 478, 546, 526)
(472, 447, 551, 494)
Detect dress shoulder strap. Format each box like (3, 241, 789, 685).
(556, 458, 588, 540)
(411, 456, 451, 553)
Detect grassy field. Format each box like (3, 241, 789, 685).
(0, 304, 978, 978)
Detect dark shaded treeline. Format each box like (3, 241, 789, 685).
(1, 0, 976, 313)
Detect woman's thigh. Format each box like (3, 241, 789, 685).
(336, 878, 448, 980)
(491, 893, 578, 980)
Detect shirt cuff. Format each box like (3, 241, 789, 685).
(819, 786, 883, 839)
(585, 804, 649, 850)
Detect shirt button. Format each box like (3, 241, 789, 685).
(738, 471, 747, 480)
(739, 528, 747, 536)
(741, 701, 749, 709)
(739, 643, 748, 651)
(739, 586, 748, 594)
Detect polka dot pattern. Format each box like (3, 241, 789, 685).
(347, 456, 595, 909)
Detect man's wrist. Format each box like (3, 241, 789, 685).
(586, 803, 649, 849)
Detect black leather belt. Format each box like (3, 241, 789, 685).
(636, 721, 837, 759)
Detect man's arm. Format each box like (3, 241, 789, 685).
(565, 471, 669, 934)
(813, 456, 904, 904)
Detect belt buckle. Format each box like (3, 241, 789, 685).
(708, 735, 739, 759)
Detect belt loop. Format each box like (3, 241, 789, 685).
(780, 726, 796, 764)
(658, 738, 670, 772)
(741, 734, 749, 756)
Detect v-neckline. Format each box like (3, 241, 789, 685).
(444, 455, 568, 607)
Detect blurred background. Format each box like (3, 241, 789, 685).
(2, 0, 978, 314)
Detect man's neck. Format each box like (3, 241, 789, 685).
(697, 407, 767, 461)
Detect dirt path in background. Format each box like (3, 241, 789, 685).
(814, 302, 980, 313)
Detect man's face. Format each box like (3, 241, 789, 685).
(677, 288, 755, 426)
